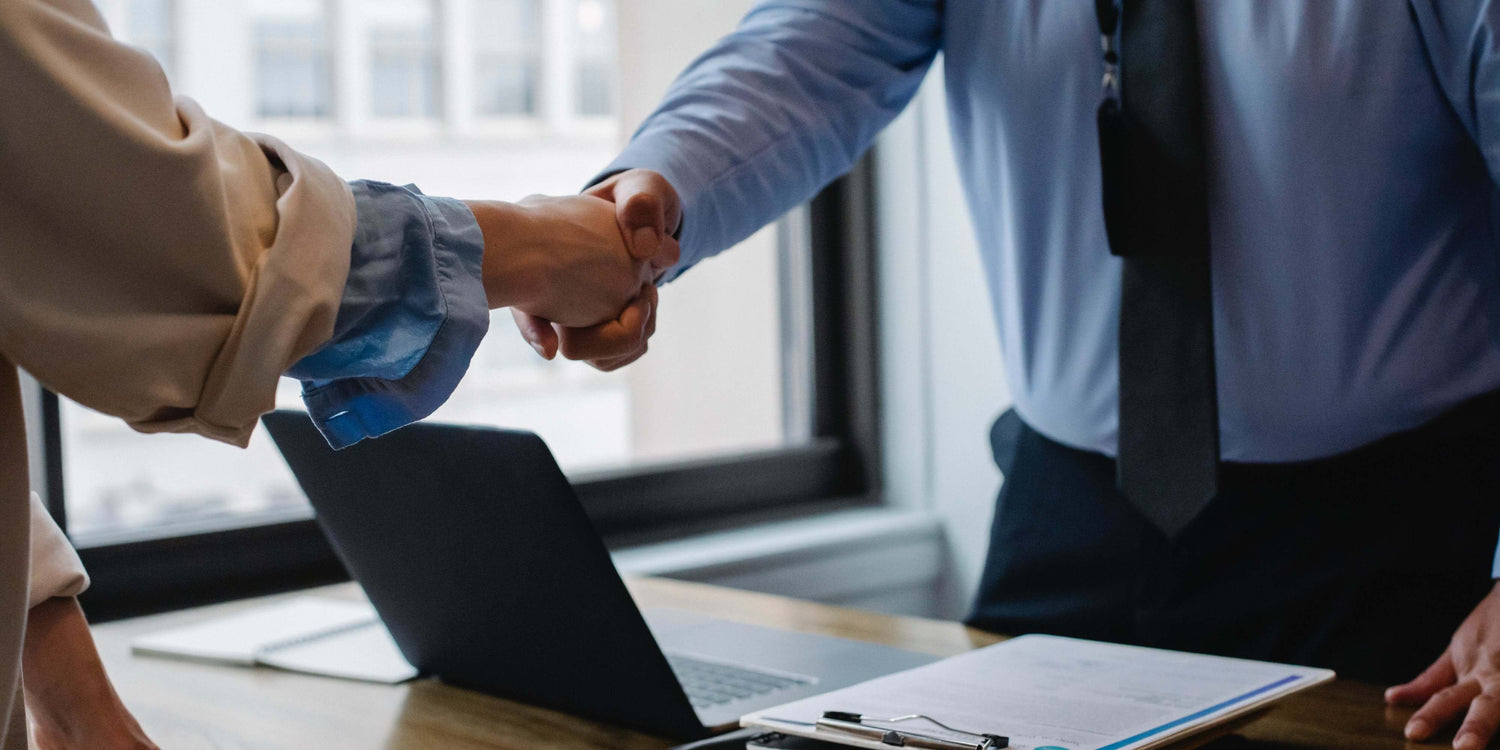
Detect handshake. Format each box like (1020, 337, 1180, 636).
(465, 170, 680, 371)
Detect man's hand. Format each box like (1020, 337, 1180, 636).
(468, 193, 654, 332)
(1388, 581, 1500, 750)
(510, 169, 682, 370)
(23, 597, 157, 750)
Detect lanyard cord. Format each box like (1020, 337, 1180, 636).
(1095, 0, 1122, 102)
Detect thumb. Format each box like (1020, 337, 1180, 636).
(606, 171, 683, 267)
(510, 308, 558, 360)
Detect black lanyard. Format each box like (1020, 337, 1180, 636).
(1094, 0, 1127, 255)
(1095, 0, 1122, 104)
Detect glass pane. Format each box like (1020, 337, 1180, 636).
(124, 0, 175, 77)
(62, 0, 801, 543)
(473, 0, 539, 52)
(574, 0, 615, 117)
(367, 0, 441, 118)
(252, 1, 331, 118)
(473, 0, 540, 116)
(63, 383, 307, 538)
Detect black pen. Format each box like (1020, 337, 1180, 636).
(669, 727, 778, 750)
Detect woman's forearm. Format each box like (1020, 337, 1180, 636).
(22, 597, 156, 750)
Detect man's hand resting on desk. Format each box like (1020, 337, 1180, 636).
(509, 169, 682, 371)
(1388, 580, 1500, 749)
(23, 597, 158, 750)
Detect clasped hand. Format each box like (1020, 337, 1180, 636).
(470, 171, 681, 371)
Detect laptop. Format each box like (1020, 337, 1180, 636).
(262, 411, 934, 741)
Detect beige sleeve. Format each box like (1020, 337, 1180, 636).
(26, 494, 85, 609)
(0, 0, 357, 447)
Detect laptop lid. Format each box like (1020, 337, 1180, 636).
(262, 411, 707, 741)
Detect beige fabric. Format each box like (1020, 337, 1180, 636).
(3, 699, 21, 750)
(0, 0, 360, 746)
(0, 365, 31, 750)
(27, 495, 86, 611)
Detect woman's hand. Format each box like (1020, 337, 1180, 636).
(467, 194, 653, 329)
(22, 597, 157, 750)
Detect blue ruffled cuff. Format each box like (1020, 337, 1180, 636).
(288, 181, 489, 449)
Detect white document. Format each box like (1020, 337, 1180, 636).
(742, 635, 1334, 750)
(132, 597, 418, 684)
(256, 620, 418, 683)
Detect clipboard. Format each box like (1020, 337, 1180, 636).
(741, 635, 1334, 750)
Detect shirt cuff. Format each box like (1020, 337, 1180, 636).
(290, 181, 489, 449)
(28, 493, 87, 609)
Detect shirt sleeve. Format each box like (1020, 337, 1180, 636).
(287, 182, 489, 449)
(27, 494, 86, 609)
(598, 0, 943, 282)
(1410, 0, 1500, 185)
(1407, 1, 1500, 577)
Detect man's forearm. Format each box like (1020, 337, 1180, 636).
(601, 2, 941, 275)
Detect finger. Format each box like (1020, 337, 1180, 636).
(556, 292, 652, 362)
(614, 170, 683, 234)
(652, 236, 682, 275)
(1407, 681, 1483, 741)
(589, 298, 657, 371)
(590, 344, 648, 373)
(620, 190, 664, 262)
(621, 192, 685, 269)
(1454, 690, 1500, 750)
(591, 171, 683, 266)
(510, 309, 558, 360)
(1389, 649, 1459, 706)
(643, 286, 658, 338)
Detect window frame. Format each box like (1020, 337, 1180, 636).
(45, 160, 883, 623)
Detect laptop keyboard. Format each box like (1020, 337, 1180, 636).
(665, 653, 813, 709)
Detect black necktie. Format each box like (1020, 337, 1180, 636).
(1104, 0, 1220, 535)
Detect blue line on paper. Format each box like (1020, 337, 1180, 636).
(1095, 674, 1302, 750)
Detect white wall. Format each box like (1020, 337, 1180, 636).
(876, 60, 1010, 619)
(615, 0, 786, 463)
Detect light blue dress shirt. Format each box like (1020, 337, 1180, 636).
(603, 2, 1500, 565)
(287, 181, 489, 449)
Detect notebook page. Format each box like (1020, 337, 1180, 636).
(257, 621, 417, 684)
(743, 635, 1334, 750)
(132, 598, 379, 666)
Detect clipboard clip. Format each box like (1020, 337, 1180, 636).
(816, 711, 1010, 750)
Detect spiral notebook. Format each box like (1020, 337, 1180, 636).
(132, 597, 418, 684)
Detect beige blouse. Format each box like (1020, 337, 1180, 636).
(0, 0, 360, 745)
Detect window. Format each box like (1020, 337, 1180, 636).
(367, 0, 442, 118)
(43, 0, 879, 621)
(253, 0, 333, 119)
(573, 0, 614, 117)
(473, 0, 542, 117)
(124, 0, 176, 78)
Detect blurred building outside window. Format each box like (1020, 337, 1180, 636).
(124, 0, 176, 78)
(367, 0, 443, 118)
(473, 0, 542, 117)
(251, 0, 333, 119)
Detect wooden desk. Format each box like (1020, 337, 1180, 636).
(91, 579, 1435, 749)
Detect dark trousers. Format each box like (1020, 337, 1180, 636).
(967, 392, 1500, 685)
